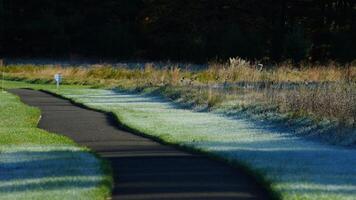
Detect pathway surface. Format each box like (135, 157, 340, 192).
(11, 89, 270, 200)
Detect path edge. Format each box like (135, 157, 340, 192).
(7, 88, 114, 200)
(38, 88, 281, 200)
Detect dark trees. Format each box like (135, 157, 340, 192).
(0, 0, 355, 62)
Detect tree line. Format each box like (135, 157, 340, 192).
(0, 0, 355, 63)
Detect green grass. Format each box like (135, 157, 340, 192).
(1, 80, 91, 90)
(0, 84, 111, 200)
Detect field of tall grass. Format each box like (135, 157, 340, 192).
(2, 58, 355, 84)
(1, 58, 355, 144)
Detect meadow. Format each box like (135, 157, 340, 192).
(1, 59, 355, 144)
(1, 75, 356, 199)
(0, 87, 111, 200)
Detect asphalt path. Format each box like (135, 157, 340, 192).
(11, 89, 270, 200)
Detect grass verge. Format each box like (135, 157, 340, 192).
(0, 87, 112, 200)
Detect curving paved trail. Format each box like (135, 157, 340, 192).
(11, 89, 270, 200)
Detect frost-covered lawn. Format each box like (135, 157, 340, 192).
(0, 91, 110, 200)
(56, 89, 356, 200)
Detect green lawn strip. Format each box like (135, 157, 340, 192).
(1, 80, 91, 90)
(0, 88, 111, 200)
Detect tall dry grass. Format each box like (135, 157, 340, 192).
(1, 58, 355, 130)
(196, 58, 356, 83)
(2, 58, 355, 86)
(264, 84, 356, 126)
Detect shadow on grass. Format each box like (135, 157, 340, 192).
(196, 140, 356, 197)
(0, 149, 103, 194)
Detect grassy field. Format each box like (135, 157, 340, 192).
(2, 80, 356, 200)
(0, 85, 111, 200)
(2, 59, 355, 84)
(1, 60, 355, 145)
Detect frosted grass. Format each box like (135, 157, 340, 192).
(0, 145, 103, 200)
(58, 89, 356, 200)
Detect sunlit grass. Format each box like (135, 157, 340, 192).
(0, 90, 111, 200)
